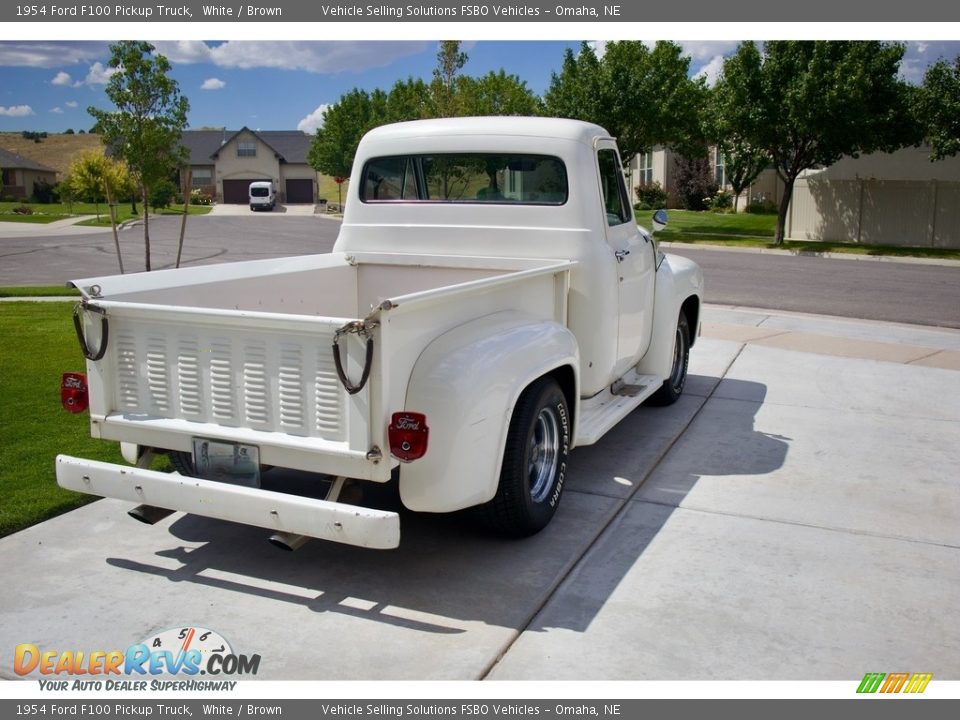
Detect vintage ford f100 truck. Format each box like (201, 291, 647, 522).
(57, 116, 703, 550)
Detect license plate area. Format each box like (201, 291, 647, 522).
(191, 438, 260, 488)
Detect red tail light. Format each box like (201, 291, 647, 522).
(61, 372, 89, 414)
(388, 412, 429, 462)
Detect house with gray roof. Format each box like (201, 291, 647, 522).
(182, 128, 317, 204)
(0, 148, 58, 201)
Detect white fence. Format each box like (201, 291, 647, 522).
(788, 178, 960, 249)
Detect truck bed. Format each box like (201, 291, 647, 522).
(71, 252, 574, 481)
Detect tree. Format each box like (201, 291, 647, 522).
(918, 55, 960, 161)
(545, 41, 707, 165)
(307, 88, 388, 181)
(458, 70, 542, 116)
(708, 47, 772, 212)
(66, 149, 133, 272)
(719, 41, 922, 244)
(431, 40, 468, 117)
(88, 40, 189, 271)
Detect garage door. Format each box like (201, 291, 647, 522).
(285, 179, 314, 204)
(222, 179, 260, 204)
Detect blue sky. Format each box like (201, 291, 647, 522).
(1, 40, 958, 134)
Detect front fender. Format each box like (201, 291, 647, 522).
(636, 252, 703, 378)
(399, 312, 579, 513)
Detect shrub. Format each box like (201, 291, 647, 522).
(674, 152, 718, 211)
(189, 188, 213, 206)
(634, 182, 667, 209)
(706, 190, 733, 212)
(12, 205, 34, 215)
(148, 179, 177, 210)
(31, 179, 57, 204)
(746, 197, 778, 214)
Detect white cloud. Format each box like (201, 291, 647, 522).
(153, 41, 428, 74)
(50, 107, 64, 114)
(201, 77, 226, 90)
(0, 42, 107, 68)
(297, 104, 331, 133)
(66, 100, 79, 108)
(83, 62, 118, 85)
(681, 42, 740, 62)
(694, 55, 726, 88)
(0, 105, 35, 117)
(51, 71, 73, 86)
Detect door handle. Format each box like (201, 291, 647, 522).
(615, 249, 630, 262)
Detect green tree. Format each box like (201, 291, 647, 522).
(458, 70, 542, 116)
(719, 41, 921, 244)
(545, 41, 707, 165)
(708, 47, 772, 212)
(918, 55, 960, 161)
(88, 40, 189, 271)
(67, 149, 133, 272)
(431, 40, 468, 117)
(385, 77, 433, 122)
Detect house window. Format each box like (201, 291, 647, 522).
(637, 151, 654, 185)
(190, 169, 212, 187)
(2, 168, 15, 186)
(715, 151, 726, 187)
(237, 141, 256, 158)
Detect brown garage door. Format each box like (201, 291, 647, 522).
(285, 178, 314, 204)
(222, 179, 260, 204)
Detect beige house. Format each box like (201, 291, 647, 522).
(627, 144, 785, 212)
(0, 148, 58, 201)
(181, 128, 317, 204)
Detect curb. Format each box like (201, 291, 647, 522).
(659, 241, 960, 268)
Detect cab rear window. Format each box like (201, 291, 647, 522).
(360, 153, 568, 205)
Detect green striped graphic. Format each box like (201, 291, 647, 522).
(857, 672, 885, 693)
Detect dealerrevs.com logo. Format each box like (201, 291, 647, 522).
(15, 627, 260, 691)
(857, 672, 933, 694)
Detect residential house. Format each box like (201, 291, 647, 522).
(181, 128, 317, 204)
(0, 148, 58, 201)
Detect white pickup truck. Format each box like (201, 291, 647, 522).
(56, 117, 703, 551)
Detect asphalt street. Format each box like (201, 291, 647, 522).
(2, 212, 958, 329)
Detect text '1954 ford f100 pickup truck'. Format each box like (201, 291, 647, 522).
(57, 116, 703, 551)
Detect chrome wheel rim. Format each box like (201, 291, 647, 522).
(528, 407, 560, 503)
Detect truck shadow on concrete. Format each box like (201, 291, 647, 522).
(104, 378, 787, 648)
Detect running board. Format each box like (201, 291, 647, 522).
(575, 373, 662, 446)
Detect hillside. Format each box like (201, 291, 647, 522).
(0, 132, 104, 176)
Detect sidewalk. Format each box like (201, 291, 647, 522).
(0, 215, 107, 238)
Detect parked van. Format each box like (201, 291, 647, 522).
(249, 181, 276, 211)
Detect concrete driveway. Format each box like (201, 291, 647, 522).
(1, 306, 957, 682)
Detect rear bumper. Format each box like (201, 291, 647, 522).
(55, 455, 400, 549)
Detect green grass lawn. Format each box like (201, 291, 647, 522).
(0, 201, 211, 226)
(0, 302, 126, 537)
(637, 209, 960, 260)
(0, 286, 80, 298)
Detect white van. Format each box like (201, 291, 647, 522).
(248, 181, 276, 211)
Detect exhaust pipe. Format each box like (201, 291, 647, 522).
(268, 532, 309, 552)
(128, 504, 175, 525)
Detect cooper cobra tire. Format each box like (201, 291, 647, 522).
(478, 376, 570, 537)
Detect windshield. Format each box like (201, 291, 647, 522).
(360, 153, 568, 205)
(250, 187, 270, 197)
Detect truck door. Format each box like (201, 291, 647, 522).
(597, 142, 655, 375)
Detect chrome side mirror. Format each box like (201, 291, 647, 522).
(652, 208, 668, 233)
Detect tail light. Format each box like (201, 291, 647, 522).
(388, 412, 429, 462)
(61, 372, 89, 413)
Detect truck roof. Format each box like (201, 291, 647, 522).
(360, 116, 613, 147)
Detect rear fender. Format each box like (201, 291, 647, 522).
(399, 312, 579, 513)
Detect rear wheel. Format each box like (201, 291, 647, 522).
(478, 377, 570, 537)
(648, 311, 690, 407)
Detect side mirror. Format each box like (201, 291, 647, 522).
(652, 208, 668, 233)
